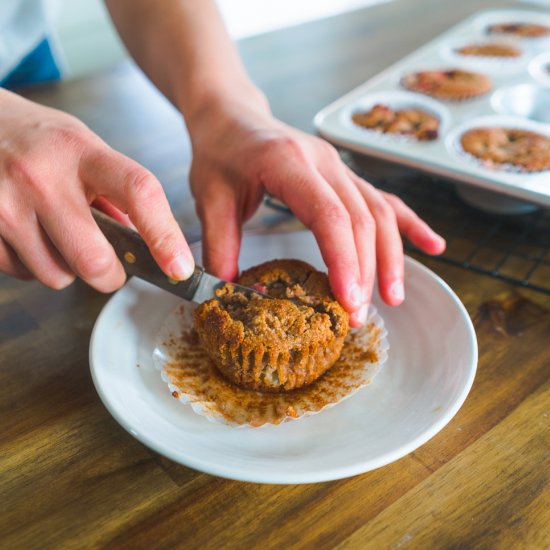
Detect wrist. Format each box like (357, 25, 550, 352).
(180, 79, 271, 133)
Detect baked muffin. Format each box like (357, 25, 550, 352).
(194, 259, 349, 392)
(455, 43, 522, 58)
(401, 69, 491, 101)
(487, 22, 550, 38)
(460, 127, 550, 172)
(352, 103, 440, 140)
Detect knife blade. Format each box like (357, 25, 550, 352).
(91, 207, 269, 303)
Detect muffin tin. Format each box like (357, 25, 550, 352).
(314, 9, 550, 208)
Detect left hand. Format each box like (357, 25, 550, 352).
(187, 92, 445, 327)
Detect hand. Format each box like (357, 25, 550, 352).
(0, 89, 194, 291)
(187, 92, 445, 327)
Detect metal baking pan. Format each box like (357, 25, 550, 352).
(314, 9, 550, 208)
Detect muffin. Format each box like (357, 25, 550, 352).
(487, 22, 550, 38)
(460, 127, 550, 172)
(401, 69, 491, 101)
(455, 43, 522, 58)
(194, 259, 349, 392)
(352, 103, 440, 140)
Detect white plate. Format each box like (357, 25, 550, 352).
(90, 231, 477, 484)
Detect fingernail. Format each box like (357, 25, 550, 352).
(169, 254, 194, 280)
(354, 303, 369, 325)
(390, 280, 405, 302)
(348, 282, 363, 307)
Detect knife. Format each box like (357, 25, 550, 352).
(91, 207, 268, 303)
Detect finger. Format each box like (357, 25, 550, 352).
(318, 164, 377, 326)
(91, 196, 135, 229)
(37, 196, 127, 293)
(266, 164, 363, 315)
(197, 183, 241, 281)
(0, 237, 34, 280)
(349, 170, 405, 307)
(2, 214, 76, 290)
(81, 147, 194, 280)
(382, 192, 446, 255)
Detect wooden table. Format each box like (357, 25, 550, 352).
(2, 0, 549, 548)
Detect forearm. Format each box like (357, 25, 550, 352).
(104, 0, 268, 125)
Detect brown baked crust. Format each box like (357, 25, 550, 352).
(194, 259, 349, 392)
(460, 127, 550, 172)
(456, 43, 522, 58)
(401, 69, 491, 101)
(487, 23, 550, 38)
(352, 103, 439, 141)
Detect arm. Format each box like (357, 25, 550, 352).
(106, 0, 445, 326)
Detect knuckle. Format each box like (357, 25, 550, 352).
(149, 228, 180, 257)
(268, 135, 306, 163)
(319, 139, 339, 160)
(5, 155, 33, 186)
(73, 244, 116, 281)
(356, 209, 376, 233)
(0, 204, 18, 232)
(371, 197, 396, 222)
(316, 201, 350, 228)
(384, 192, 404, 208)
(126, 169, 164, 205)
(5, 155, 52, 200)
(51, 124, 88, 150)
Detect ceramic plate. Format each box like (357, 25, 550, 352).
(89, 231, 477, 484)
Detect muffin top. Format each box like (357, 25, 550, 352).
(194, 259, 349, 392)
(401, 69, 491, 101)
(352, 103, 440, 141)
(487, 22, 550, 38)
(460, 127, 550, 172)
(202, 259, 348, 351)
(455, 43, 522, 58)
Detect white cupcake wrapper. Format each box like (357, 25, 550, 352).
(446, 115, 550, 174)
(153, 302, 388, 428)
(340, 91, 450, 143)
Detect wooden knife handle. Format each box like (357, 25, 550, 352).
(91, 207, 201, 301)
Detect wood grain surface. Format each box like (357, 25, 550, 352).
(1, 1, 549, 548)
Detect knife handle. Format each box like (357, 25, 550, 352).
(91, 207, 201, 301)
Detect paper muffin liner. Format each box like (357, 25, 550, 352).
(473, 10, 550, 49)
(153, 302, 388, 428)
(340, 90, 450, 143)
(398, 68, 492, 102)
(446, 115, 550, 174)
(440, 37, 528, 72)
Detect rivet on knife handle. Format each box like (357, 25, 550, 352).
(91, 207, 202, 301)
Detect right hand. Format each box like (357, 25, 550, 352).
(0, 89, 194, 291)
(187, 92, 445, 326)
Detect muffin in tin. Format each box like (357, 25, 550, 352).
(352, 103, 440, 141)
(460, 127, 550, 172)
(487, 22, 550, 38)
(401, 69, 491, 101)
(455, 43, 522, 58)
(194, 259, 349, 393)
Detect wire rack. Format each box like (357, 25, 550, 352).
(265, 151, 550, 295)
